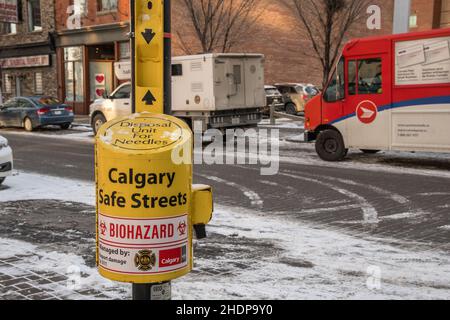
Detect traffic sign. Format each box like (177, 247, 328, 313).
(132, 0, 164, 114)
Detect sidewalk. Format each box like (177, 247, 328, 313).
(73, 115, 91, 128)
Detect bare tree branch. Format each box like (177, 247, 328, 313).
(284, 0, 370, 87)
(181, 0, 263, 53)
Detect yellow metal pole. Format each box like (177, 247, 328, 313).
(132, 0, 165, 114)
(96, 0, 212, 301)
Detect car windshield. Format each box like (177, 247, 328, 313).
(294, 86, 304, 94)
(265, 88, 279, 95)
(32, 97, 61, 106)
(305, 86, 319, 96)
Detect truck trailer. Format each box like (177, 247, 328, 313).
(304, 28, 450, 161)
(90, 53, 265, 134)
(171, 53, 265, 131)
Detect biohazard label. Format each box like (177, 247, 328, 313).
(98, 213, 189, 274)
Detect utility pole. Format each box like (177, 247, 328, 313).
(393, 0, 411, 34)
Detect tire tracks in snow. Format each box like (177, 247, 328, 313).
(196, 173, 264, 209)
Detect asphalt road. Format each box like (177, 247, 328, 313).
(2, 127, 450, 252)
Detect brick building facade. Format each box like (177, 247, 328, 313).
(1, 0, 449, 114)
(0, 0, 57, 103)
(171, 0, 395, 87)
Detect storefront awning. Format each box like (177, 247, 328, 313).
(56, 22, 130, 47)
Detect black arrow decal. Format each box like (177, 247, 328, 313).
(141, 29, 156, 44)
(142, 90, 156, 105)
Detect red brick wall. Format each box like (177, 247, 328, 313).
(410, 0, 442, 31)
(172, 0, 395, 86)
(54, 0, 395, 86)
(55, 0, 129, 30)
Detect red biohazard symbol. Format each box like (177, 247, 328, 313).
(356, 100, 378, 124)
(178, 222, 187, 236)
(100, 221, 107, 236)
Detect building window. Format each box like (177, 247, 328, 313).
(35, 72, 43, 94)
(64, 47, 84, 102)
(4, 74, 12, 94)
(119, 42, 130, 61)
(97, 0, 118, 13)
(0, 23, 17, 35)
(28, 0, 42, 32)
(71, 0, 88, 15)
(409, 14, 418, 28)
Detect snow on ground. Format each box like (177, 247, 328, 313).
(0, 171, 94, 205)
(1, 126, 94, 143)
(1, 172, 449, 299)
(259, 118, 304, 130)
(0, 237, 129, 300)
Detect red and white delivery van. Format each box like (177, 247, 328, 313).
(305, 28, 450, 161)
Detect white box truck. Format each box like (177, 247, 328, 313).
(90, 53, 265, 134)
(171, 53, 265, 131)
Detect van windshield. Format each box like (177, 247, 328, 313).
(305, 86, 319, 96)
(324, 58, 345, 103)
(265, 88, 279, 95)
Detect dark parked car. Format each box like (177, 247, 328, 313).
(0, 96, 74, 131)
(263, 85, 285, 115)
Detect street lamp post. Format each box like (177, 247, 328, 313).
(393, 0, 411, 34)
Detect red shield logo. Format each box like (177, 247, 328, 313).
(356, 101, 378, 124)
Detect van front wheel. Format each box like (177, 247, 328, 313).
(315, 130, 347, 162)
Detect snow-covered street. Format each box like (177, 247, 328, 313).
(1, 170, 449, 300)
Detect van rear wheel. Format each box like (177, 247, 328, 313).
(315, 129, 347, 162)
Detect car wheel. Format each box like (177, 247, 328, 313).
(315, 129, 348, 162)
(286, 103, 297, 115)
(60, 123, 71, 130)
(361, 149, 380, 154)
(24, 117, 34, 132)
(0, 177, 5, 185)
(92, 114, 107, 135)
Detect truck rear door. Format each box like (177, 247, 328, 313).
(226, 60, 246, 108)
(243, 57, 265, 108)
(344, 54, 391, 150)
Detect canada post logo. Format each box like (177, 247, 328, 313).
(356, 100, 378, 124)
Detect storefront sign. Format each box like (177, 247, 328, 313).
(95, 74, 106, 86)
(0, 0, 19, 24)
(115, 61, 132, 81)
(0, 55, 51, 69)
